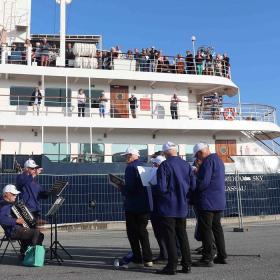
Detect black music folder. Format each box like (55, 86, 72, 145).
(49, 181, 69, 196)
(108, 173, 125, 190)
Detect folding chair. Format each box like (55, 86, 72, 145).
(0, 234, 21, 262)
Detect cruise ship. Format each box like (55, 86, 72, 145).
(0, 0, 279, 222)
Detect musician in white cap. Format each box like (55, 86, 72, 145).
(0, 184, 44, 258)
(149, 155, 168, 263)
(154, 141, 195, 275)
(121, 146, 153, 269)
(192, 142, 227, 267)
(16, 159, 50, 220)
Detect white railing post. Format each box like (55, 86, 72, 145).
(27, 46, 32, 66)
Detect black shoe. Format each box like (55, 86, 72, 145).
(193, 246, 203, 255)
(156, 268, 177, 275)
(213, 257, 227, 264)
(179, 266, 191, 273)
(192, 259, 213, 267)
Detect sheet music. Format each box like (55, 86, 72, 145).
(108, 174, 124, 190)
(46, 196, 65, 217)
(137, 166, 153, 187)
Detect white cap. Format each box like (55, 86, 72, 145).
(24, 159, 38, 168)
(151, 155, 165, 165)
(162, 141, 177, 152)
(2, 184, 20, 195)
(121, 147, 140, 157)
(193, 143, 209, 157)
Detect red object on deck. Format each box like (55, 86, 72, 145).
(140, 98, 151, 111)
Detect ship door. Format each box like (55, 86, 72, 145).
(215, 140, 237, 163)
(110, 85, 129, 118)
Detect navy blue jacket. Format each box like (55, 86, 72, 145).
(0, 198, 20, 237)
(153, 156, 196, 218)
(195, 153, 226, 211)
(121, 159, 152, 213)
(16, 173, 45, 213)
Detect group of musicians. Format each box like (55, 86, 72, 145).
(0, 142, 226, 274)
(0, 159, 48, 259)
(121, 141, 227, 275)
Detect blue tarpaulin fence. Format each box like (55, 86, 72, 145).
(0, 173, 279, 224)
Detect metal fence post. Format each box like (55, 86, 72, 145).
(234, 171, 244, 232)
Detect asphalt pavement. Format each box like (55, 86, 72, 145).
(0, 223, 279, 280)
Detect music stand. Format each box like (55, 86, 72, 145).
(47, 196, 72, 264)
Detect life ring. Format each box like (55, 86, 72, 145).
(223, 107, 236, 120)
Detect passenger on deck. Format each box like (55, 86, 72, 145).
(205, 53, 214, 75)
(140, 49, 149, 72)
(98, 93, 108, 118)
(185, 50, 195, 74)
(128, 94, 138, 118)
(134, 48, 140, 71)
(175, 54, 185, 74)
(30, 87, 43, 116)
(77, 88, 86, 117)
(195, 51, 203, 75)
(34, 42, 41, 65)
(222, 53, 230, 78)
(170, 94, 181, 119)
(40, 38, 50, 66)
(214, 54, 223, 76)
(66, 43, 75, 67)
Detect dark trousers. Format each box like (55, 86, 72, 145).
(150, 215, 168, 259)
(159, 216, 191, 271)
(130, 108, 136, 118)
(78, 103, 85, 117)
(11, 227, 44, 254)
(125, 212, 153, 263)
(170, 107, 178, 119)
(198, 210, 227, 261)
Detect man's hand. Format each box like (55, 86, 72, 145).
(36, 168, 43, 175)
(16, 218, 25, 225)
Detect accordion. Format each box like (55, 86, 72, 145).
(11, 201, 36, 228)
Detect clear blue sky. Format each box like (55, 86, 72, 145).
(31, 0, 280, 120)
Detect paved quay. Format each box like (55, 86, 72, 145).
(0, 223, 279, 280)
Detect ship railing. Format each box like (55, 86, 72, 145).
(0, 45, 60, 66)
(0, 94, 276, 123)
(0, 46, 231, 78)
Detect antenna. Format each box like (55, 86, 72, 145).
(55, 0, 72, 67)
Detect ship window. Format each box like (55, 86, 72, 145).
(78, 143, 104, 163)
(154, 144, 179, 155)
(44, 88, 71, 107)
(43, 142, 71, 162)
(10, 86, 35, 106)
(112, 144, 148, 162)
(83, 89, 104, 108)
